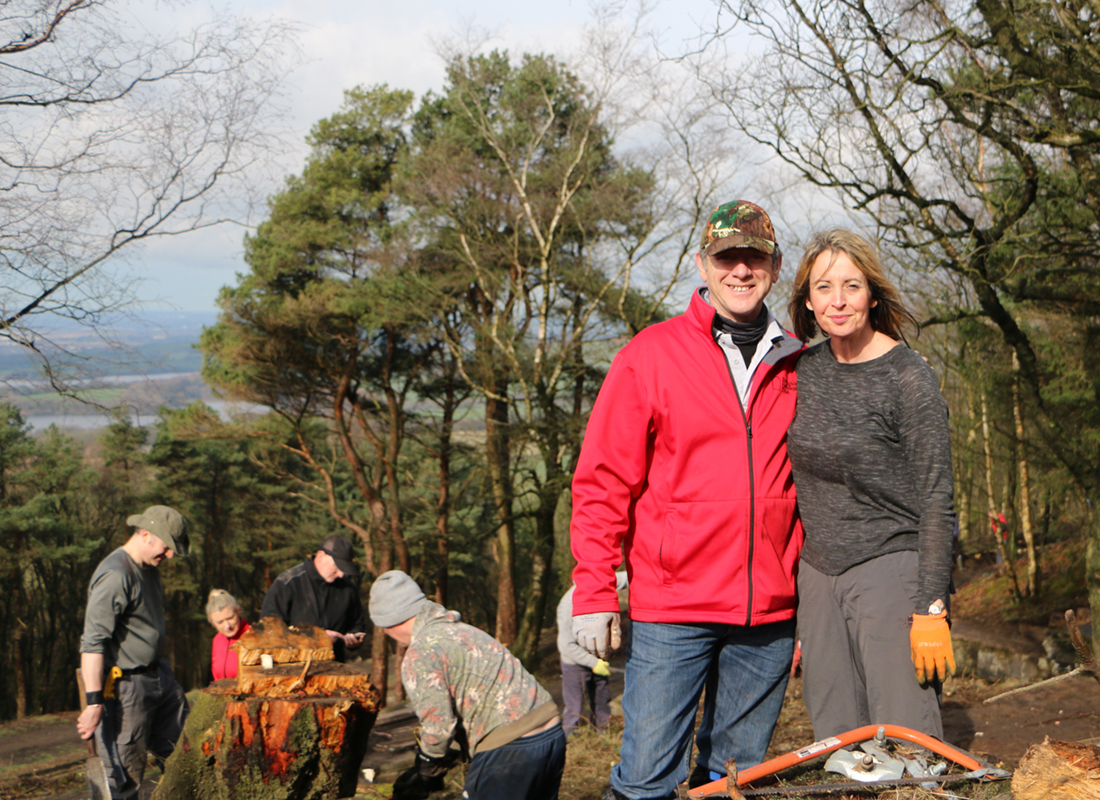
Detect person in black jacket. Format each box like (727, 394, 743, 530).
(261, 534, 366, 661)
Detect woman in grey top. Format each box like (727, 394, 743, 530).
(787, 229, 956, 740)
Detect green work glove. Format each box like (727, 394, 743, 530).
(593, 659, 611, 677)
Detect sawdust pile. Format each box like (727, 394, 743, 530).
(1012, 737, 1100, 800)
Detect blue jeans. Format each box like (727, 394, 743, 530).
(463, 724, 566, 800)
(611, 619, 795, 799)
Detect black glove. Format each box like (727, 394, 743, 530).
(415, 748, 456, 779)
(389, 765, 444, 800)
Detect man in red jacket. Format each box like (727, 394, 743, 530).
(570, 200, 803, 800)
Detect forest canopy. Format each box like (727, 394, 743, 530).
(2, 1, 1098, 721)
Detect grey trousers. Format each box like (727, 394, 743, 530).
(797, 552, 943, 741)
(95, 660, 189, 798)
(560, 662, 611, 737)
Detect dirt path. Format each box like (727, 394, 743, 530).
(0, 712, 87, 800)
(942, 672, 1100, 766)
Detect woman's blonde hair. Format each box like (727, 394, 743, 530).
(205, 589, 240, 622)
(788, 229, 919, 344)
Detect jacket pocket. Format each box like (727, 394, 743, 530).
(658, 500, 751, 614)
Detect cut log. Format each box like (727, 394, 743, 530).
(236, 660, 376, 697)
(1012, 737, 1100, 800)
(153, 617, 379, 800)
(236, 616, 334, 668)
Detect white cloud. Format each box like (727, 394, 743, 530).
(130, 0, 723, 311)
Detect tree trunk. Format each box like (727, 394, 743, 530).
(154, 618, 380, 800)
(434, 399, 454, 608)
(1012, 352, 1038, 596)
(513, 476, 560, 668)
(981, 390, 1022, 597)
(980, 391, 1003, 561)
(370, 629, 389, 706)
(13, 619, 26, 719)
(956, 384, 981, 549)
(485, 392, 516, 646)
(1088, 513, 1100, 659)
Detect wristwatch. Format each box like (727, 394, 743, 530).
(928, 602, 945, 615)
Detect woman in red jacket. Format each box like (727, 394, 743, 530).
(207, 589, 251, 681)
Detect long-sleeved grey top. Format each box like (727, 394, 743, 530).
(556, 572, 629, 668)
(787, 342, 956, 612)
(79, 548, 166, 669)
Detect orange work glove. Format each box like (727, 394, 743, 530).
(910, 610, 956, 683)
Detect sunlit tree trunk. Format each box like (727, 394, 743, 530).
(982, 390, 1022, 599)
(486, 391, 517, 646)
(980, 391, 1002, 559)
(956, 382, 982, 553)
(1089, 514, 1100, 658)
(1012, 352, 1038, 596)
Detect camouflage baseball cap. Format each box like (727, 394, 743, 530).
(127, 505, 190, 556)
(700, 200, 778, 256)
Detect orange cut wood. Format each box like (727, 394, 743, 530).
(236, 615, 333, 667)
(234, 660, 375, 701)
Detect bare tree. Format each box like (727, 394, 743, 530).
(0, 0, 298, 385)
(694, 0, 1100, 651)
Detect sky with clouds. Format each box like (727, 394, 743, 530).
(128, 0, 731, 311)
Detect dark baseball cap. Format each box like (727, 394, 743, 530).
(321, 535, 359, 578)
(700, 200, 778, 257)
(127, 505, 190, 556)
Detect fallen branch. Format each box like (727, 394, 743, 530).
(984, 610, 1099, 703)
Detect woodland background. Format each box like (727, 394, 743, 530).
(0, 0, 1097, 721)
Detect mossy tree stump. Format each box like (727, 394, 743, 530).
(154, 618, 380, 800)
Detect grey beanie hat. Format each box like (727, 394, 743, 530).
(370, 570, 428, 628)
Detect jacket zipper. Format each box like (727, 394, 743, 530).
(714, 333, 756, 626)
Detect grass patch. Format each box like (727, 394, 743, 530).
(559, 723, 619, 800)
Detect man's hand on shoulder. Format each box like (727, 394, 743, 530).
(77, 704, 103, 740)
(573, 612, 621, 660)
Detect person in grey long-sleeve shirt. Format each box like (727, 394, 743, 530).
(557, 572, 628, 737)
(77, 505, 192, 799)
(786, 229, 957, 742)
(789, 343, 955, 609)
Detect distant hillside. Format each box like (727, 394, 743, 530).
(0, 311, 217, 381)
(0, 311, 221, 423)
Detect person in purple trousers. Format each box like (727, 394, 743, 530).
(557, 572, 628, 737)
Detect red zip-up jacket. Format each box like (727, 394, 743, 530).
(570, 290, 803, 625)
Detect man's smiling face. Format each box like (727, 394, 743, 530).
(696, 247, 781, 322)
